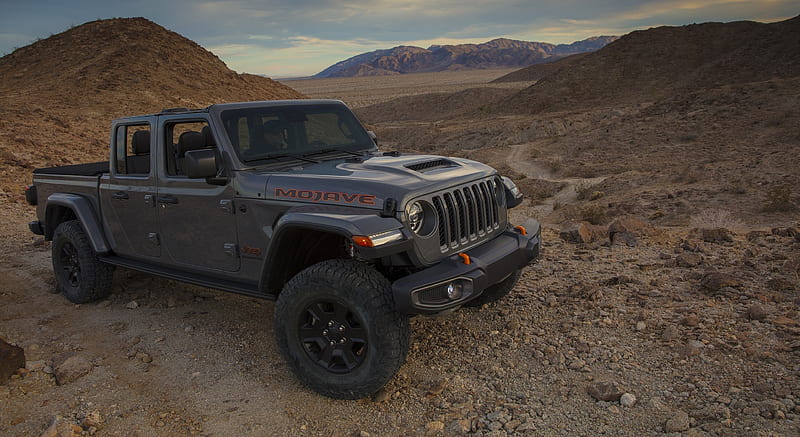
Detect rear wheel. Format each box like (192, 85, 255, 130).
(274, 259, 409, 399)
(464, 269, 522, 307)
(52, 220, 114, 303)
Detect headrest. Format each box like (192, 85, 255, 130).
(201, 125, 216, 147)
(262, 120, 283, 134)
(177, 131, 205, 157)
(131, 130, 150, 155)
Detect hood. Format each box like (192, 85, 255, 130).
(240, 154, 497, 209)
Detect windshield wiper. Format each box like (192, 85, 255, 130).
(301, 147, 366, 159)
(244, 153, 319, 164)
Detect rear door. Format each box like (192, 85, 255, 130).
(155, 115, 240, 272)
(100, 117, 161, 258)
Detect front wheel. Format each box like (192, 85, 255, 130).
(274, 259, 410, 399)
(51, 220, 114, 304)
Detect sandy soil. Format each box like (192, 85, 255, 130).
(2, 71, 799, 437)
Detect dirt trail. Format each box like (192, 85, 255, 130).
(506, 142, 606, 218)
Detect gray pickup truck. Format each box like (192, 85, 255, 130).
(26, 100, 540, 399)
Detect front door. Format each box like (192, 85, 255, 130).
(156, 117, 240, 272)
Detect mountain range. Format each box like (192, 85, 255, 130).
(313, 36, 618, 78)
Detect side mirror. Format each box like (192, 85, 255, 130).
(367, 130, 378, 145)
(185, 148, 218, 179)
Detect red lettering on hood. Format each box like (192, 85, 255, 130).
(274, 188, 376, 206)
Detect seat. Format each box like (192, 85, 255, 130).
(201, 125, 216, 147)
(127, 130, 150, 174)
(176, 131, 206, 175)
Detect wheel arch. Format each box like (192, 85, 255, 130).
(259, 207, 403, 297)
(45, 193, 110, 255)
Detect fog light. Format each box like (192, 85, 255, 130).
(446, 282, 463, 300)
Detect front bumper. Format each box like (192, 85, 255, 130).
(392, 218, 541, 315)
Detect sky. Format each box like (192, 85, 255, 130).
(0, 1, 796, 78)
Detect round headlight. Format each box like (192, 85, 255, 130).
(407, 201, 424, 233)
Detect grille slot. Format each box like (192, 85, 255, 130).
(432, 178, 503, 253)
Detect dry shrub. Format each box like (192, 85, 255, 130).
(762, 185, 796, 212)
(689, 209, 745, 230)
(546, 157, 563, 173)
(574, 182, 592, 200)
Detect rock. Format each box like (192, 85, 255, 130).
(661, 326, 681, 341)
(635, 321, 647, 331)
(425, 421, 444, 432)
(620, 393, 637, 407)
(447, 419, 472, 434)
(694, 404, 731, 422)
(25, 359, 46, 372)
(40, 415, 82, 437)
(700, 272, 741, 292)
(691, 227, 733, 243)
(608, 216, 650, 237)
(678, 340, 704, 358)
(665, 411, 691, 433)
(53, 354, 92, 385)
(676, 252, 702, 267)
(125, 301, 139, 309)
(372, 388, 390, 403)
(0, 339, 25, 384)
(81, 410, 103, 428)
(683, 314, 700, 327)
(747, 304, 768, 321)
(559, 222, 608, 244)
(587, 381, 623, 402)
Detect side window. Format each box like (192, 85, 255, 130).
(164, 120, 212, 177)
(114, 124, 151, 176)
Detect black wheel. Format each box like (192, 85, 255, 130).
(52, 220, 114, 304)
(464, 269, 522, 307)
(274, 259, 410, 399)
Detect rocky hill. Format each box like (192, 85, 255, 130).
(0, 17, 304, 204)
(500, 16, 800, 113)
(313, 36, 617, 78)
(491, 52, 589, 83)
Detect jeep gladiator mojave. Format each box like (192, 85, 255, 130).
(25, 100, 540, 399)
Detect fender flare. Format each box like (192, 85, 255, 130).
(259, 206, 404, 294)
(46, 193, 111, 255)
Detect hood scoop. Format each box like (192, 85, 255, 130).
(405, 158, 459, 173)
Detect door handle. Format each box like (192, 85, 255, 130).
(112, 191, 129, 200)
(158, 195, 179, 205)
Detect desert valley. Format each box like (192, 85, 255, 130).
(0, 15, 799, 437)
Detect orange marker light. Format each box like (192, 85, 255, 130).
(458, 253, 471, 265)
(514, 225, 527, 236)
(352, 236, 374, 248)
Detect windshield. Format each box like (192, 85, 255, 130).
(219, 104, 376, 163)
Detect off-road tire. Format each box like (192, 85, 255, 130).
(464, 269, 522, 307)
(274, 259, 410, 399)
(52, 220, 114, 304)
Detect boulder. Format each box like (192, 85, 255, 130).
(0, 339, 25, 384)
(700, 272, 742, 292)
(53, 354, 92, 385)
(587, 381, 623, 402)
(559, 222, 608, 244)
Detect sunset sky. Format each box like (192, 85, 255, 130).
(0, 0, 795, 78)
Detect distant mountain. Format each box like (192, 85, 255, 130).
(313, 36, 618, 78)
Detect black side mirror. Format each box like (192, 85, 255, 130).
(185, 149, 218, 179)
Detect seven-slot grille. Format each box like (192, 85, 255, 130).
(431, 178, 503, 253)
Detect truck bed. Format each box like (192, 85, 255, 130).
(33, 161, 109, 176)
